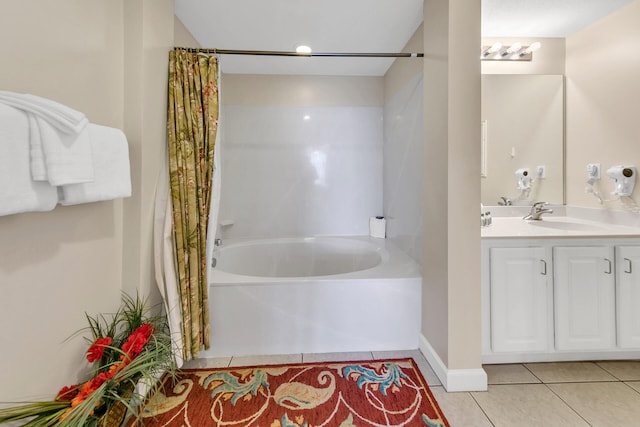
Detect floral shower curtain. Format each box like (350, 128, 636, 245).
(166, 48, 219, 360)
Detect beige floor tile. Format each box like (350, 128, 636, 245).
(596, 360, 640, 381)
(484, 363, 541, 384)
(412, 353, 442, 387)
(626, 381, 640, 393)
(471, 384, 589, 426)
(372, 349, 442, 386)
(525, 361, 617, 383)
(548, 382, 640, 427)
(302, 351, 373, 363)
(430, 386, 493, 427)
(182, 356, 231, 369)
(371, 349, 421, 360)
(228, 353, 302, 367)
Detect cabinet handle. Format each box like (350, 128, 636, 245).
(605, 258, 612, 274)
(625, 258, 632, 274)
(540, 259, 547, 275)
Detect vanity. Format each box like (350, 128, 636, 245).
(481, 209, 640, 364)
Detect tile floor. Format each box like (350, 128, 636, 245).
(183, 352, 640, 427)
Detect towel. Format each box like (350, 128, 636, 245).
(59, 124, 131, 205)
(0, 91, 88, 134)
(33, 115, 94, 185)
(0, 91, 93, 185)
(0, 103, 58, 216)
(27, 113, 47, 180)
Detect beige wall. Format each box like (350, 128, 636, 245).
(0, 0, 174, 401)
(122, 0, 174, 302)
(175, 15, 201, 47)
(423, 0, 482, 370)
(565, 0, 640, 209)
(0, 0, 125, 401)
(221, 74, 383, 106)
(481, 38, 566, 75)
(385, 23, 424, 102)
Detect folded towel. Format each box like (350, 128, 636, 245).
(0, 91, 93, 185)
(0, 91, 88, 134)
(59, 124, 131, 205)
(34, 115, 94, 185)
(0, 104, 58, 216)
(27, 113, 47, 180)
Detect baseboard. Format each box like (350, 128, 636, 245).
(419, 333, 488, 392)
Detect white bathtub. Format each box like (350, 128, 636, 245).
(199, 236, 422, 357)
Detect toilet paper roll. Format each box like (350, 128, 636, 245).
(369, 216, 386, 238)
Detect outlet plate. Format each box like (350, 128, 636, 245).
(587, 163, 601, 180)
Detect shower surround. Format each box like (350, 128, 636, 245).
(204, 73, 425, 357)
(218, 74, 384, 239)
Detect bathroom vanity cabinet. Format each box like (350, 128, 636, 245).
(482, 237, 640, 363)
(616, 246, 640, 349)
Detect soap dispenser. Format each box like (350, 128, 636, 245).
(606, 165, 636, 196)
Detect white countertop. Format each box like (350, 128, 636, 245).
(482, 216, 640, 239)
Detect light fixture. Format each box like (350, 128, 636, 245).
(296, 45, 312, 55)
(500, 42, 522, 57)
(481, 42, 541, 61)
(519, 41, 541, 57)
(481, 42, 502, 58)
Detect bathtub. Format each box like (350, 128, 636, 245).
(199, 236, 422, 357)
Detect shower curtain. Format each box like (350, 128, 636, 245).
(155, 49, 220, 363)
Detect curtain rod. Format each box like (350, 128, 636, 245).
(175, 47, 423, 58)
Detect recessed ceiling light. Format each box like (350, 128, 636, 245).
(296, 45, 312, 55)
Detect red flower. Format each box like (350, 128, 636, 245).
(122, 324, 154, 359)
(86, 337, 113, 363)
(56, 384, 80, 401)
(137, 323, 154, 339)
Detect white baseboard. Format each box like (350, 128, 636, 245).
(419, 333, 488, 392)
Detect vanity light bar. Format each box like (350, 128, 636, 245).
(481, 42, 541, 61)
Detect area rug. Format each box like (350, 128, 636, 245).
(125, 358, 449, 427)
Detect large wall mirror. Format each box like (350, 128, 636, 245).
(481, 74, 564, 206)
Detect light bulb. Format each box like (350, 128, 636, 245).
(506, 42, 522, 54)
(529, 42, 541, 52)
(296, 45, 312, 55)
(481, 42, 502, 57)
(521, 42, 542, 55)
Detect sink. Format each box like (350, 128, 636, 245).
(526, 220, 608, 232)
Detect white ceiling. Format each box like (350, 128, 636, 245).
(175, 0, 424, 76)
(483, 0, 633, 37)
(175, 0, 634, 76)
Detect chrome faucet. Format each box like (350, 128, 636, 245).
(523, 202, 553, 220)
(498, 196, 512, 206)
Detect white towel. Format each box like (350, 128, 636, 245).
(27, 113, 47, 180)
(0, 91, 88, 134)
(0, 91, 93, 185)
(0, 104, 58, 216)
(59, 124, 131, 205)
(33, 115, 94, 185)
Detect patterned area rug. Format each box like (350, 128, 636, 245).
(125, 358, 449, 427)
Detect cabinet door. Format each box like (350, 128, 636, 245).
(616, 246, 640, 348)
(490, 247, 549, 353)
(554, 246, 616, 351)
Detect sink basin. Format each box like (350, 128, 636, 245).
(526, 220, 607, 232)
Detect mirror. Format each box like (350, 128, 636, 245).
(481, 74, 564, 206)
